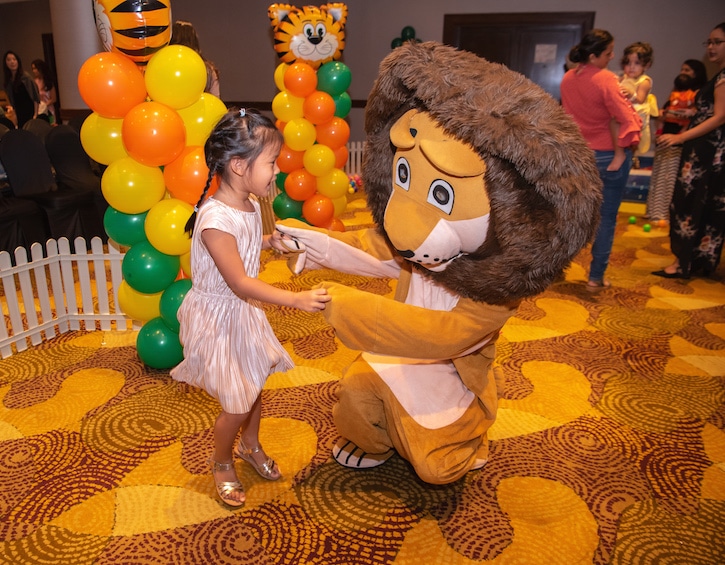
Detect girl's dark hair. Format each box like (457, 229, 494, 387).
(31, 59, 55, 90)
(185, 107, 283, 234)
(621, 42, 653, 68)
(568, 29, 614, 64)
(683, 59, 708, 90)
(3, 50, 24, 87)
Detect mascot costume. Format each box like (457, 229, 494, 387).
(277, 41, 603, 485)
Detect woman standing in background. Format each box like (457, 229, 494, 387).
(653, 22, 725, 279)
(2, 50, 39, 128)
(31, 58, 57, 124)
(169, 20, 221, 97)
(560, 29, 642, 292)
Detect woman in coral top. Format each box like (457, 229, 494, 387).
(561, 29, 642, 292)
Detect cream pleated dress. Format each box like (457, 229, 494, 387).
(170, 198, 293, 414)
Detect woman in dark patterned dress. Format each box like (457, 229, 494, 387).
(653, 22, 725, 278)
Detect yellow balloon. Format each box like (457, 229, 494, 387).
(274, 62, 289, 91)
(101, 157, 166, 214)
(332, 194, 348, 217)
(145, 45, 207, 109)
(179, 251, 192, 278)
(283, 118, 316, 152)
(118, 280, 162, 322)
(303, 144, 335, 177)
(145, 198, 194, 256)
(317, 167, 350, 198)
(80, 113, 128, 165)
(177, 92, 227, 146)
(272, 91, 304, 123)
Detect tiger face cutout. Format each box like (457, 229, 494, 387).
(268, 3, 348, 69)
(93, 0, 172, 66)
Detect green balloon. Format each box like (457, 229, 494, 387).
(273, 192, 303, 220)
(316, 61, 352, 97)
(276, 171, 288, 191)
(122, 240, 180, 294)
(333, 92, 352, 118)
(104, 207, 148, 246)
(136, 316, 184, 369)
(401, 26, 416, 40)
(159, 278, 192, 332)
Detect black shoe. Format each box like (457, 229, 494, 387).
(652, 269, 690, 279)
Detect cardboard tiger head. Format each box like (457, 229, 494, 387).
(93, 0, 172, 66)
(268, 3, 347, 69)
(364, 42, 603, 305)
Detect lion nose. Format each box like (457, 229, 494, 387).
(396, 249, 415, 258)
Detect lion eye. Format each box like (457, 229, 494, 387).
(303, 23, 315, 38)
(315, 23, 326, 37)
(395, 157, 410, 191)
(427, 180, 454, 214)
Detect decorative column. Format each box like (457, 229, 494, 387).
(48, 0, 102, 111)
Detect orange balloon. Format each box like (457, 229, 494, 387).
(316, 117, 350, 150)
(303, 90, 336, 125)
(302, 193, 335, 227)
(122, 101, 186, 167)
(277, 144, 306, 173)
(333, 145, 349, 169)
(284, 169, 318, 202)
(326, 217, 346, 232)
(163, 146, 210, 205)
(77, 52, 147, 119)
(284, 62, 318, 98)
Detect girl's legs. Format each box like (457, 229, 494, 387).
(212, 409, 249, 505)
(589, 149, 632, 284)
(237, 395, 281, 479)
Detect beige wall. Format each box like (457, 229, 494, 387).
(2, 0, 723, 140)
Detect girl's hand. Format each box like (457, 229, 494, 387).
(657, 133, 683, 148)
(295, 288, 331, 312)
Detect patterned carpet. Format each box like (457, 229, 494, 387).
(1, 196, 724, 564)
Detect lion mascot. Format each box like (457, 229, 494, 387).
(277, 41, 602, 484)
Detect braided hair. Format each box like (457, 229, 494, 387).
(185, 107, 283, 234)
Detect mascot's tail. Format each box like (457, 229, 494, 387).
(363, 41, 603, 305)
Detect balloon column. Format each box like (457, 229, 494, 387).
(268, 3, 350, 232)
(391, 26, 421, 49)
(81, 1, 227, 369)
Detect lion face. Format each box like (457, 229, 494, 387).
(385, 110, 491, 273)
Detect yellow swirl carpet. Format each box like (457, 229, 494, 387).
(1, 197, 724, 564)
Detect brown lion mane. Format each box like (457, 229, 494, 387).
(362, 41, 603, 305)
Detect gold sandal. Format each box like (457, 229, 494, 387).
(209, 459, 245, 507)
(234, 441, 282, 481)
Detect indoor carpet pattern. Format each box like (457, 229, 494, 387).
(1, 197, 724, 564)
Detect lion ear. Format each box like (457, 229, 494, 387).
(268, 3, 293, 28)
(389, 109, 418, 149)
(324, 3, 348, 25)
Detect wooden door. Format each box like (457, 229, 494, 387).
(443, 12, 594, 101)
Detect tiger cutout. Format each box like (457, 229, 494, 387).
(93, 0, 172, 66)
(268, 3, 348, 69)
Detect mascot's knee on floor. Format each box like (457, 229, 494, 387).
(277, 41, 602, 485)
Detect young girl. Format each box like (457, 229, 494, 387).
(609, 42, 653, 170)
(170, 107, 331, 507)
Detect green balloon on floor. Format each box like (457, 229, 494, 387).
(137, 316, 184, 369)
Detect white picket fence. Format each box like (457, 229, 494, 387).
(0, 142, 366, 359)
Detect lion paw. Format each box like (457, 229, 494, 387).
(332, 438, 393, 469)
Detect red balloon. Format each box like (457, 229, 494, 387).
(122, 101, 186, 167)
(316, 117, 350, 150)
(77, 52, 147, 119)
(303, 91, 336, 125)
(284, 62, 318, 98)
(163, 146, 210, 205)
(284, 169, 318, 201)
(302, 194, 335, 227)
(277, 144, 306, 173)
